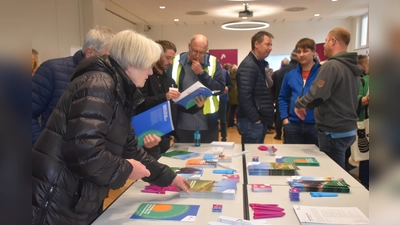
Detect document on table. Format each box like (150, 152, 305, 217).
(293, 205, 369, 225)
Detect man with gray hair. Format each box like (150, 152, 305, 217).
(32, 26, 114, 146)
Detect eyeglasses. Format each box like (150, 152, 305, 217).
(189, 45, 207, 56)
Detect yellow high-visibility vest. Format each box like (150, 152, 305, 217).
(171, 54, 219, 114)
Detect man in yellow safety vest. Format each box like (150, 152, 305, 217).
(168, 34, 225, 143)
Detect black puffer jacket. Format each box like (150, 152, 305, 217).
(236, 52, 274, 125)
(32, 55, 176, 225)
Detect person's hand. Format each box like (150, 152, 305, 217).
(255, 120, 261, 124)
(143, 134, 161, 148)
(171, 176, 191, 194)
(191, 60, 203, 75)
(126, 159, 150, 180)
(223, 86, 229, 93)
(294, 107, 306, 120)
(282, 118, 289, 125)
(193, 95, 207, 108)
(166, 89, 180, 100)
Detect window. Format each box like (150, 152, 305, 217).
(360, 15, 368, 47)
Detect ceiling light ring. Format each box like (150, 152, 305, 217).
(221, 20, 270, 31)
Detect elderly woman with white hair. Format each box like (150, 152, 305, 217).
(32, 30, 190, 225)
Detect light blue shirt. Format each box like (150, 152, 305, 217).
(325, 129, 357, 138)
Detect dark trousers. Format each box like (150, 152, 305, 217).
(237, 117, 268, 143)
(219, 101, 228, 141)
(228, 104, 238, 127)
(359, 160, 369, 189)
(283, 122, 318, 146)
(275, 105, 283, 137)
(175, 128, 219, 144)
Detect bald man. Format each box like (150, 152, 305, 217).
(168, 34, 225, 143)
(294, 27, 363, 168)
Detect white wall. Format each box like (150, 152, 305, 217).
(32, 0, 354, 64)
(32, 0, 136, 63)
(143, 19, 353, 63)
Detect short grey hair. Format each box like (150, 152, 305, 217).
(82, 25, 114, 52)
(109, 29, 162, 70)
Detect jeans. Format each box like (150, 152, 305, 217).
(219, 101, 228, 141)
(283, 122, 319, 146)
(318, 130, 356, 169)
(237, 117, 268, 143)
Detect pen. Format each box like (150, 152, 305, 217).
(213, 169, 234, 174)
(232, 150, 251, 157)
(310, 192, 338, 197)
(141, 189, 165, 194)
(218, 163, 241, 172)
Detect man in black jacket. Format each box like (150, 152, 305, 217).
(236, 31, 275, 143)
(271, 50, 298, 140)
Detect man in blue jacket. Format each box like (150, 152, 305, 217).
(279, 38, 320, 146)
(236, 31, 275, 143)
(31, 26, 114, 146)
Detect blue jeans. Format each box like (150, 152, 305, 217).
(237, 117, 268, 143)
(283, 122, 319, 146)
(318, 130, 356, 169)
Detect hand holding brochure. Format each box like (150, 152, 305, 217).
(131, 101, 174, 146)
(172, 81, 220, 109)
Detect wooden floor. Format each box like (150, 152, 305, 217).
(103, 126, 283, 209)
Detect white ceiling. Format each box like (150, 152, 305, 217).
(101, 0, 369, 26)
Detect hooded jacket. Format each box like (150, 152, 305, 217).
(32, 55, 176, 225)
(295, 52, 363, 132)
(279, 59, 320, 124)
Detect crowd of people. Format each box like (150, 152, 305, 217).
(31, 26, 369, 224)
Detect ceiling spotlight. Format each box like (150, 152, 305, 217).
(222, 20, 270, 31)
(159, 6, 165, 9)
(242, 17, 247, 19)
(332, 0, 338, 1)
(174, 19, 179, 22)
(314, 14, 320, 16)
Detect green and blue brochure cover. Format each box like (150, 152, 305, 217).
(130, 203, 200, 222)
(172, 81, 219, 109)
(131, 101, 174, 146)
(276, 156, 320, 166)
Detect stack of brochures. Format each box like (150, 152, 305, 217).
(247, 162, 299, 176)
(287, 176, 350, 193)
(203, 154, 232, 162)
(210, 141, 235, 149)
(251, 184, 272, 192)
(185, 159, 218, 168)
(188, 146, 224, 155)
(221, 174, 240, 183)
(161, 150, 201, 160)
(170, 167, 203, 179)
(293, 205, 369, 224)
(180, 179, 237, 199)
(275, 156, 320, 166)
